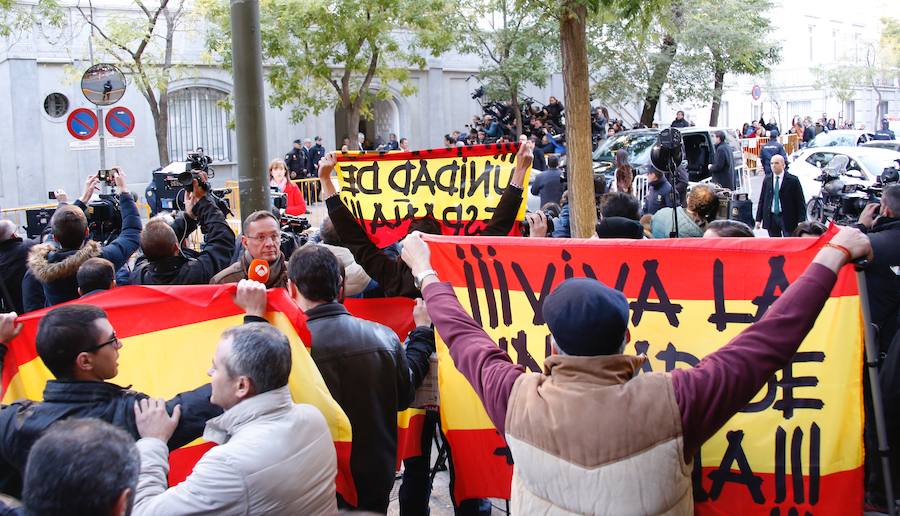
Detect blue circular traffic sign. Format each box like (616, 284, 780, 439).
(751, 85, 762, 101)
(105, 106, 135, 138)
(67, 108, 98, 140)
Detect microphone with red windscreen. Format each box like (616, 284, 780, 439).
(247, 259, 270, 284)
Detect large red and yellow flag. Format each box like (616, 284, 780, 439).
(0, 285, 418, 506)
(425, 231, 864, 515)
(334, 144, 530, 247)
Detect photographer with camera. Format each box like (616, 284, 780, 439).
(855, 184, 900, 351)
(129, 174, 235, 286)
(212, 210, 289, 290)
(23, 168, 141, 312)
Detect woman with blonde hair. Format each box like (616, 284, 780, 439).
(270, 158, 306, 215)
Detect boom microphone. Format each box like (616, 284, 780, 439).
(248, 259, 270, 284)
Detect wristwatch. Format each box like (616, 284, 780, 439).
(414, 269, 439, 290)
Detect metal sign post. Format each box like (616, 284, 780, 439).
(83, 3, 126, 185)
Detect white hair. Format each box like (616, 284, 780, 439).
(0, 220, 17, 242)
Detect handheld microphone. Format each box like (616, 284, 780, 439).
(247, 259, 270, 284)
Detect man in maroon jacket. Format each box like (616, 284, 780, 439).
(399, 226, 872, 513)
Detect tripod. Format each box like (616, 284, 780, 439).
(857, 268, 896, 516)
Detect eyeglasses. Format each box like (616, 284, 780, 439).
(84, 334, 122, 353)
(245, 232, 281, 244)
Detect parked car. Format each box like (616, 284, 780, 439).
(788, 146, 900, 202)
(807, 129, 874, 149)
(862, 140, 900, 152)
(592, 127, 745, 201)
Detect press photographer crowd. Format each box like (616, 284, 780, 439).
(0, 109, 899, 516)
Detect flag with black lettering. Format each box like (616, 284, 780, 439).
(425, 231, 864, 514)
(1, 286, 421, 507)
(334, 144, 530, 247)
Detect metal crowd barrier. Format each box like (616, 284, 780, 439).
(740, 133, 800, 174)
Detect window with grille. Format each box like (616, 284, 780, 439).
(167, 87, 232, 163)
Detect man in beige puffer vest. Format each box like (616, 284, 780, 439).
(399, 226, 871, 515)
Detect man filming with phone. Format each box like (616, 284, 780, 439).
(22, 167, 141, 311)
(130, 173, 235, 286)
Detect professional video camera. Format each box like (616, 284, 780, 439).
(280, 213, 311, 260)
(86, 193, 122, 244)
(271, 187, 287, 211)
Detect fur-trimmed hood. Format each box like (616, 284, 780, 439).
(27, 240, 102, 283)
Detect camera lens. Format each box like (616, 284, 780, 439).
(177, 171, 194, 187)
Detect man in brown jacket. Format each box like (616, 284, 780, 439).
(211, 211, 288, 290)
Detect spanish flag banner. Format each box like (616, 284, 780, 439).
(1, 286, 418, 506)
(425, 232, 864, 515)
(334, 144, 530, 247)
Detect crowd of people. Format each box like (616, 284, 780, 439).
(0, 132, 897, 514)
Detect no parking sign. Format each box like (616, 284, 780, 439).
(105, 107, 135, 138)
(66, 108, 99, 140)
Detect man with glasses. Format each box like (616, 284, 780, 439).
(0, 305, 221, 497)
(130, 175, 235, 285)
(212, 211, 289, 289)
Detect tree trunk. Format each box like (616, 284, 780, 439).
(346, 103, 361, 149)
(708, 62, 725, 126)
(873, 86, 883, 130)
(640, 33, 677, 127)
(157, 90, 170, 165)
(511, 88, 523, 137)
(560, 1, 596, 238)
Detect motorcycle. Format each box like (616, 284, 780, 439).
(806, 155, 897, 224)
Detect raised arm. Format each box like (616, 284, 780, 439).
(672, 227, 872, 461)
(482, 140, 531, 237)
(402, 233, 524, 433)
(319, 152, 418, 297)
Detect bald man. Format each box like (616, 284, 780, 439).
(755, 155, 807, 237)
(0, 220, 33, 313)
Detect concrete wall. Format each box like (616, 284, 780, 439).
(0, 2, 565, 211)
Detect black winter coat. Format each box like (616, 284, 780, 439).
(129, 196, 235, 286)
(0, 237, 34, 314)
(326, 185, 525, 298)
(304, 304, 433, 513)
(0, 381, 221, 497)
(709, 142, 735, 190)
(854, 217, 900, 351)
(23, 194, 142, 312)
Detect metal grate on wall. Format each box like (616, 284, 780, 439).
(167, 87, 232, 163)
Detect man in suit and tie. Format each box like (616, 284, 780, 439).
(755, 155, 807, 237)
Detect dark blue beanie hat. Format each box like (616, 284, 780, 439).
(542, 278, 630, 356)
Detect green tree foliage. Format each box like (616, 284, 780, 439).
(672, 0, 779, 125)
(458, 0, 556, 136)
(77, 0, 191, 166)
(588, 0, 778, 126)
(0, 0, 62, 38)
(202, 0, 456, 143)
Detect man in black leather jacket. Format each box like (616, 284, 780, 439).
(0, 305, 221, 497)
(237, 246, 434, 513)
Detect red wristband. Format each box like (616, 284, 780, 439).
(824, 242, 852, 262)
